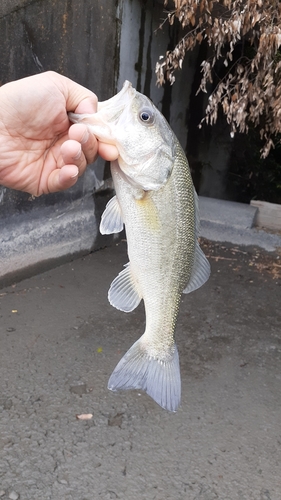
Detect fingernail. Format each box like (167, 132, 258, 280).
(81, 129, 89, 144)
(70, 167, 79, 178)
(73, 148, 82, 160)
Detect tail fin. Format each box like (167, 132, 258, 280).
(108, 336, 181, 412)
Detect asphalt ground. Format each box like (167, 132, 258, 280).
(0, 237, 280, 500)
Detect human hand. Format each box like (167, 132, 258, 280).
(0, 71, 118, 196)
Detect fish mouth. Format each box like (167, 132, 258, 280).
(98, 80, 135, 111)
(68, 81, 136, 145)
(97, 80, 136, 120)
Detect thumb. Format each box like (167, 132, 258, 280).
(74, 96, 97, 114)
(49, 72, 98, 113)
(64, 78, 98, 113)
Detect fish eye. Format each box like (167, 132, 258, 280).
(138, 108, 155, 125)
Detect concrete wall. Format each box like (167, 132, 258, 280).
(0, 0, 119, 286)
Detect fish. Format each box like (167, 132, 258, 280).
(69, 81, 210, 412)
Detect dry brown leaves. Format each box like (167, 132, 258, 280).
(156, 0, 281, 157)
(201, 239, 281, 281)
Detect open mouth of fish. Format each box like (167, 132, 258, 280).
(97, 80, 135, 113)
(69, 81, 136, 143)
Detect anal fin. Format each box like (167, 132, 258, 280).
(183, 241, 210, 294)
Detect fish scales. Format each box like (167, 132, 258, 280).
(112, 142, 194, 355)
(69, 81, 210, 412)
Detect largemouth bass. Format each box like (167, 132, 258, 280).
(69, 81, 210, 412)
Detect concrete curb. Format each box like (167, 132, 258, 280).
(199, 196, 281, 252)
(0, 195, 100, 287)
(199, 196, 258, 230)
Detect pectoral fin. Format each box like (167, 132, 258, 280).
(100, 196, 124, 234)
(183, 242, 210, 294)
(108, 263, 142, 312)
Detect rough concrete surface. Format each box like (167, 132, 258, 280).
(0, 239, 281, 500)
